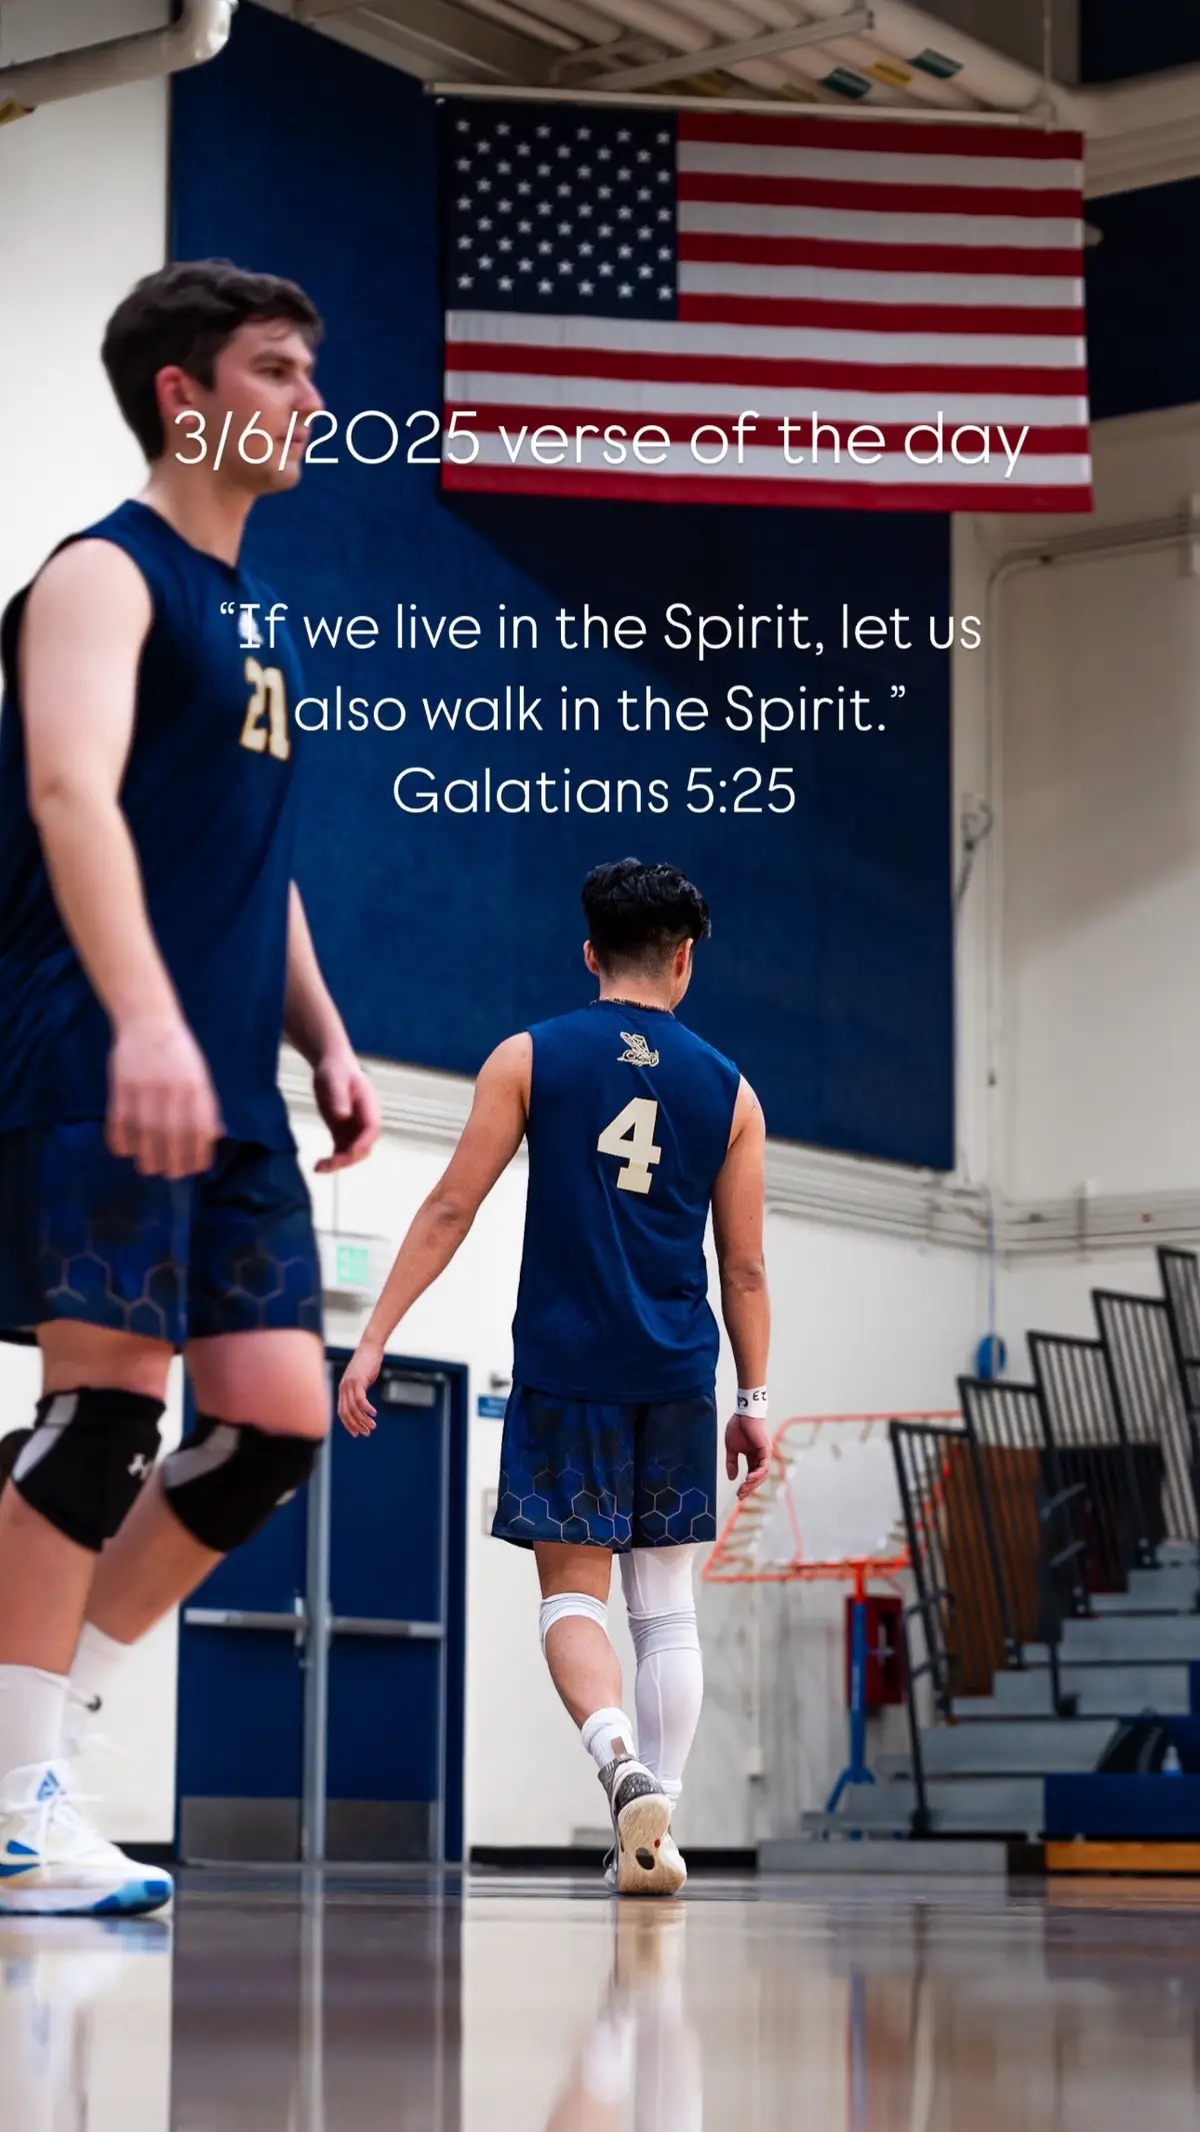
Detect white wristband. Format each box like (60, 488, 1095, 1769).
(737, 1387, 768, 1419)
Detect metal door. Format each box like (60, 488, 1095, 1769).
(176, 1355, 456, 1863)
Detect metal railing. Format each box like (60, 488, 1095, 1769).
(1029, 1330, 1154, 1577)
(891, 1409, 1087, 1833)
(957, 1379, 1089, 1717)
(899, 1589, 952, 1840)
(1159, 1247, 1200, 1411)
(890, 1421, 1013, 1715)
(1093, 1290, 1194, 1548)
(1158, 1248, 1200, 1548)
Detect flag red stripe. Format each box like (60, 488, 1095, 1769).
(678, 172, 1080, 218)
(678, 293, 1084, 335)
(677, 112, 1084, 161)
(678, 232, 1083, 278)
(445, 338, 1088, 398)
(444, 404, 1089, 455)
(441, 461, 1094, 512)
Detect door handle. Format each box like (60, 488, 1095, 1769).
(328, 1615, 444, 1641)
(183, 1596, 308, 1648)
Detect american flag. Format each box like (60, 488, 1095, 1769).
(441, 103, 1092, 513)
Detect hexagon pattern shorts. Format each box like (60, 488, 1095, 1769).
(493, 1383, 718, 1550)
(0, 1122, 322, 1347)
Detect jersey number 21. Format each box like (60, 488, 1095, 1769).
(598, 1098, 663, 1195)
(240, 657, 291, 761)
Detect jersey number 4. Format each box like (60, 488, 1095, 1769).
(597, 1098, 663, 1195)
(240, 657, 291, 761)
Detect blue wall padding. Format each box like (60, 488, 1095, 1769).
(1085, 178, 1200, 422)
(1045, 1771, 1200, 1839)
(1082, 7, 1200, 82)
(171, 6, 958, 1165)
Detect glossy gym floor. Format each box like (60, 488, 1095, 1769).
(5, 1870, 1200, 2131)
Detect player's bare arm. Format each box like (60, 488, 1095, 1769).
(338, 1032, 532, 1433)
(20, 540, 222, 1180)
(283, 881, 381, 1173)
(711, 1077, 771, 1500)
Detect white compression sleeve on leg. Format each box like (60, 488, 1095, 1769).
(620, 1548, 703, 1807)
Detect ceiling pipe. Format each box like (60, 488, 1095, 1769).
(799, 0, 1057, 112)
(0, 0, 236, 115)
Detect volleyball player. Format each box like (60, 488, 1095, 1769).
(0, 261, 380, 1914)
(339, 859, 770, 1894)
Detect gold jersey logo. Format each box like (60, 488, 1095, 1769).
(619, 1032, 660, 1068)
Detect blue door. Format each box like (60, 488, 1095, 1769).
(175, 1352, 466, 1862)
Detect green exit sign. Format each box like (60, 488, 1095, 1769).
(335, 1243, 370, 1289)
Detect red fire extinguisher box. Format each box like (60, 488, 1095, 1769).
(845, 1594, 905, 1709)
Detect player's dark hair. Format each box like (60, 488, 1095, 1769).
(0, 1429, 31, 1495)
(102, 259, 324, 459)
(582, 859, 711, 972)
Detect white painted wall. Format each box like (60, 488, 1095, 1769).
(0, 2, 168, 602)
(0, 4, 174, 1839)
(991, 406, 1200, 1203)
(1002, 1252, 1161, 1382)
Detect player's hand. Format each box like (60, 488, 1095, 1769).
(107, 1016, 223, 1178)
(725, 1413, 772, 1501)
(312, 1049, 381, 1173)
(338, 1337, 384, 1436)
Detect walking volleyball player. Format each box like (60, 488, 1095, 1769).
(340, 859, 771, 1894)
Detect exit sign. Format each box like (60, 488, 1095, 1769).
(316, 1230, 386, 1300)
(335, 1242, 370, 1290)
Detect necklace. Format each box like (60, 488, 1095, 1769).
(593, 997, 674, 1017)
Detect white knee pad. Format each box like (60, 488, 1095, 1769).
(539, 1591, 608, 1654)
(620, 1547, 701, 1663)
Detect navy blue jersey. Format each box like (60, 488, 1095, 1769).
(512, 999, 741, 1402)
(0, 500, 305, 1149)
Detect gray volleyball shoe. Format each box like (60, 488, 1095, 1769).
(599, 1757, 688, 1896)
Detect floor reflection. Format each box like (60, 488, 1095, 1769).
(0, 1915, 171, 2132)
(541, 1906, 700, 2132)
(2, 1874, 1199, 2131)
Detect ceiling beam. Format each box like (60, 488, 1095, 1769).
(299, 0, 554, 80)
(601, 6, 870, 92)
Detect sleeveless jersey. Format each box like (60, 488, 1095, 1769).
(0, 500, 305, 1149)
(512, 999, 741, 1402)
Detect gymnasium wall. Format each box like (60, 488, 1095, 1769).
(995, 404, 1200, 1206)
(1081, 5, 1200, 83)
(170, 3, 955, 1173)
(0, 0, 164, 602)
(1086, 180, 1200, 423)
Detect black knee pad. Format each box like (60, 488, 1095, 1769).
(160, 1415, 319, 1553)
(12, 1388, 164, 1552)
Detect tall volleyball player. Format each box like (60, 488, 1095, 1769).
(0, 261, 380, 1914)
(340, 860, 771, 1893)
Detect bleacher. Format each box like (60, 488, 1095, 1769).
(808, 1245, 1200, 1853)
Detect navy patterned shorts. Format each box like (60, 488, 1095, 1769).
(0, 1122, 323, 1348)
(493, 1383, 718, 1551)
